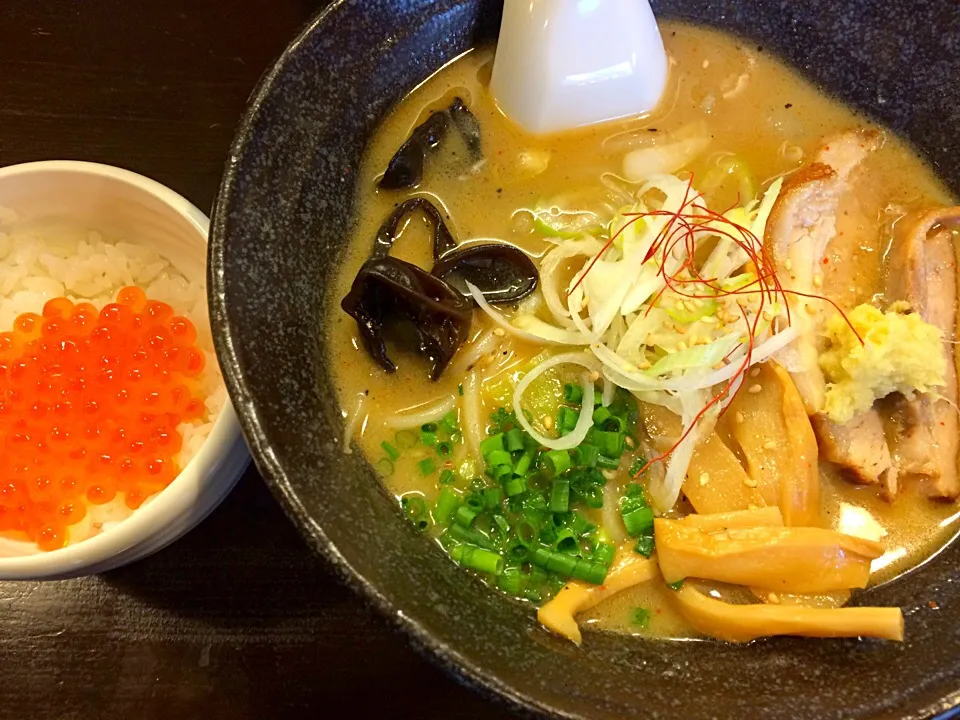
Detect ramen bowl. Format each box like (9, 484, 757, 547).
(209, 1, 960, 717)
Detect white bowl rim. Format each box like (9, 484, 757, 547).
(0, 159, 245, 577)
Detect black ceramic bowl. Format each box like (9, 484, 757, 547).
(210, 1, 960, 717)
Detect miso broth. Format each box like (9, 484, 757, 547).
(329, 22, 958, 642)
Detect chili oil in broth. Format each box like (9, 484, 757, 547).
(329, 22, 958, 639)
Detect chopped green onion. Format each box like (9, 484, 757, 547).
(590, 429, 624, 457)
(401, 496, 429, 531)
(542, 449, 572, 479)
(450, 545, 505, 575)
(438, 469, 455, 485)
(603, 415, 627, 433)
(487, 449, 513, 468)
(628, 457, 647, 476)
(622, 506, 655, 536)
(632, 607, 652, 628)
(515, 517, 540, 547)
(444, 523, 494, 549)
(503, 475, 528, 497)
(563, 382, 584, 404)
(455, 504, 479, 528)
(667, 579, 684, 591)
(421, 430, 438, 447)
(504, 428, 525, 452)
(593, 542, 616, 567)
(436, 441, 454, 457)
(465, 491, 485, 510)
(578, 444, 600, 468)
(433, 487, 460, 526)
(540, 526, 558, 546)
(498, 566, 523, 594)
(381, 441, 400, 461)
(418, 458, 437, 476)
(531, 547, 577, 576)
(514, 447, 537, 476)
(506, 540, 529, 562)
(554, 528, 579, 554)
(571, 560, 608, 585)
(440, 411, 459, 434)
(592, 406, 612, 426)
(450, 431, 463, 444)
(458, 383, 464, 396)
(480, 433, 505, 458)
(492, 512, 511, 535)
(376, 458, 395, 476)
(556, 406, 579, 433)
(483, 487, 504, 509)
(567, 512, 595, 536)
(634, 533, 655, 557)
(596, 454, 619, 470)
(421, 422, 438, 432)
(492, 464, 513, 483)
(550, 478, 570, 513)
(395, 430, 417, 449)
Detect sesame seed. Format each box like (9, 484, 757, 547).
(493, 328, 506, 337)
(701, 315, 717, 324)
(675, 324, 687, 335)
(749, 367, 761, 378)
(699, 472, 710, 486)
(763, 440, 777, 450)
(813, 274, 823, 288)
(542, 415, 554, 430)
(589, 370, 600, 382)
(767, 592, 780, 604)
(639, 360, 652, 370)
(805, 304, 818, 315)
(735, 411, 745, 424)
(748, 384, 762, 394)
(784, 259, 793, 271)
(744, 478, 758, 488)
(625, 436, 636, 449)
(762, 310, 773, 322)
(677, 341, 688, 351)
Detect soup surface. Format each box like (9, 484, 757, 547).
(330, 22, 958, 640)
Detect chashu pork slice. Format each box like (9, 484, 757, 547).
(765, 129, 896, 491)
(812, 411, 897, 498)
(765, 129, 881, 413)
(883, 207, 960, 498)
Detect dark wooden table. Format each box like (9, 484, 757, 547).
(0, 3, 514, 717)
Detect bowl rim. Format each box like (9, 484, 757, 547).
(0, 159, 246, 579)
(207, 4, 569, 718)
(207, 4, 960, 720)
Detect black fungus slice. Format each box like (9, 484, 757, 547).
(341, 257, 472, 380)
(431, 243, 539, 305)
(378, 111, 449, 190)
(372, 197, 457, 261)
(378, 97, 482, 190)
(448, 97, 482, 160)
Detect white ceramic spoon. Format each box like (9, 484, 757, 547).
(491, 0, 668, 135)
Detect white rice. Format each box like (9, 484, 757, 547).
(0, 209, 226, 552)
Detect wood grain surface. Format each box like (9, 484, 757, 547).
(0, 2, 514, 717)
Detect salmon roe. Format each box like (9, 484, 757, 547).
(0, 286, 207, 551)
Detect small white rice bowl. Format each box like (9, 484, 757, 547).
(0, 161, 247, 578)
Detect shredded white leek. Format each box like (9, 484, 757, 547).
(497, 170, 793, 511)
(512, 352, 600, 450)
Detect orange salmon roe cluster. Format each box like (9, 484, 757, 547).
(0, 286, 207, 551)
